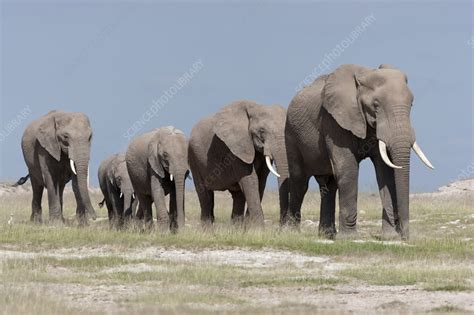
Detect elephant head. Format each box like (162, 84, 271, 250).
(109, 155, 136, 218)
(37, 111, 96, 219)
(213, 100, 289, 202)
(148, 126, 189, 230)
(323, 64, 433, 238)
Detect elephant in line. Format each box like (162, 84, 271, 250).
(98, 153, 138, 227)
(126, 126, 189, 232)
(285, 64, 433, 239)
(188, 100, 289, 227)
(17, 110, 97, 224)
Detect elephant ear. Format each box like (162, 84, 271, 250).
(323, 64, 368, 139)
(213, 101, 255, 164)
(37, 112, 61, 161)
(147, 137, 165, 177)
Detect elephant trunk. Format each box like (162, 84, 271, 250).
(170, 170, 186, 231)
(390, 141, 411, 240)
(273, 137, 290, 224)
(70, 147, 97, 221)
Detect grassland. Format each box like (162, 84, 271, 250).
(0, 186, 473, 314)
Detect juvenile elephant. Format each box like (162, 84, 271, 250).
(125, 126, 188, 232)
(188, 100, 288, 227)
(98, 153, 137, 226)
(17, 110, 97, 224)
(285, 64, 434, 239)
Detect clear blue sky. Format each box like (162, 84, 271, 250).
(1, 1, 472, 192)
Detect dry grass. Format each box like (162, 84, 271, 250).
(0, 186, 473, 314)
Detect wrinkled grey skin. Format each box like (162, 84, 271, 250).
(19, 110, 97, 224)
(188, 100, 289, 227)
(126, 127, 188, 232)
(98, 153, 138, 227)
(286, 64, 429, 240)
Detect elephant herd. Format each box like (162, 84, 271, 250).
(16, 64, 434, 240)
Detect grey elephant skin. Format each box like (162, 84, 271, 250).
(98, 153, 137, 227)
(18, 110, 97, 224)
(188, 100, 289, 227)
(125, 126, 188, 232)
(285, 64, 433, 239)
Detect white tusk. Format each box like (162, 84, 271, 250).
(170, 174, 173, 182)
(70, 160, 77, 175)
(120, 192, 123, 198)
(265, 155, 280, 178)
(412, 141, 435, 170)
(378, 141, 402, 169)
(132, 193, 136, 199)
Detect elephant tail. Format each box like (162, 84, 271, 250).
(12, 174, 30, 187)
(98, 198, 105, 208)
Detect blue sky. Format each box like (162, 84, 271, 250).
(0, 1, 472, 192)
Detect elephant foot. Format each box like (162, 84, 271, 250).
(30, 214, 43, 224)
(318, 225, 336, 240)
(76, 215, 89, 227)
(244, 214, 265, 230)
(231, 215, 245, 228)
(201, 220, 214, 233)
(337, 227, 358, 240)
(49, 215, 65, 225)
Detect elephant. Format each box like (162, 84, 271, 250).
(125, 126, 189, 232)
(16, 110, 97, 224)
(98, 153, 138, 227)
(285, 64, 434, 240)
(188, 100, 289, 227)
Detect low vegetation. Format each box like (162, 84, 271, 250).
(0, 187, 473, 313)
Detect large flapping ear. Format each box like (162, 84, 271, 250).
(213, 101, 255, 164)
(323, 64, 368, 139)
(37, 112, 61, 161)
(147, 136, 165, 177)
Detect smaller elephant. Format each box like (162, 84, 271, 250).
(98, 153, 138, 226)
(188, 100, 289, 228)
(126, 126, 189, 232)
(17, 110, 97, 224)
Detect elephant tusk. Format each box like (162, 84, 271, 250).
(132, 193, 136, 199)
(412, 141, 435, 170)
(70, 160, 77, 175)
(170, 174, 174, 182)
(120, 192, 123, 199)
(378, 141, 402, 169)
(265, 156, 280, 178)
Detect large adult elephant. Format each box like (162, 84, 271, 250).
(125, 126, 188, 232)
(285, 64, 434, 239)
(188, 100, 288, 227)
(17, 110, 97, 224)
(98, 153, 137, 227)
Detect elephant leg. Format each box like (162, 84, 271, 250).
(198, 187, 215, 228)
(72, 178, 87, 225)
(136, 193, 153, 229)
(239, 167, 264, 226)
(109, 190, 123, 228)
(316, 175, 337, 238)
(243, 168, 269, 219)
(230, 190, 246, 226)
(42, 170, 63, 223)
(288, 173, 310, 227)
(371, 156, 398, 238)
(150, 176, 169, 231)
(30, 176, 44, 223)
